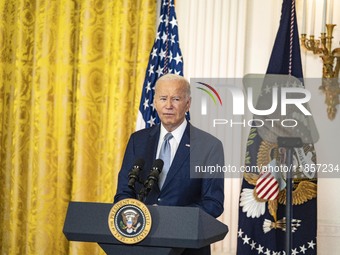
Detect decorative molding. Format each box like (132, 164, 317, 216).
(318, 220, 340, 237)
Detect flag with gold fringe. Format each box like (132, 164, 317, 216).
(236, 0, 318, 254)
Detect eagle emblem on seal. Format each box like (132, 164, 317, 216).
(120, 209, 141, 234)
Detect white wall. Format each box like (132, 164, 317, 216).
(176, 0, 340, 254)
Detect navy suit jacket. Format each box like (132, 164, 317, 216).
(114, 123, 225, 254)
(114, 123, 224, 216)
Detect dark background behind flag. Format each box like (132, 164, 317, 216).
(237, 0, 317, 254)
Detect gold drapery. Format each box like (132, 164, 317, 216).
(0, 0, 156, 254)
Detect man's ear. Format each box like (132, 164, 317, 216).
(186, 97, 192, 111)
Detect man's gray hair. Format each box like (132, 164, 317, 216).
(155, 73, 191, 97)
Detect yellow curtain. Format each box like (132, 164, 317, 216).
(0, 0, 156, 254)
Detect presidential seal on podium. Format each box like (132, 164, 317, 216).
(108, 198, 152, 244)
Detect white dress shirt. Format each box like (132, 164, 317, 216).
(156, 119, 187, 167)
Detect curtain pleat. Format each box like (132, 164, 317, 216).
(0, 0, 157, 254)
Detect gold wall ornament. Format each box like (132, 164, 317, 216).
(301, 24, 340, 120)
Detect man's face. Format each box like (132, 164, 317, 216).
(154, 79, 191, 132)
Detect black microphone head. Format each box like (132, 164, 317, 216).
(144, 159, 164, 192)
(128, 158, 145, 190)
(133, 158, 145, 169)
(153, 159, 164, 173)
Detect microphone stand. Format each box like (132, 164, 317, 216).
(277, 137, 303, 255)
(137, 182, 149, 203)
(131, 159, 164, 203)
(137, 177, 157, 203)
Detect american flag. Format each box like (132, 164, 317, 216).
(136, 0, 184, 130)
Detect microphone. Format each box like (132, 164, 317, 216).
(128, 158, 145, 190)
(145, 159, 164, 192)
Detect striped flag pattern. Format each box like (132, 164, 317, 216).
(136, 0, 184, 130)
(255, 171, 279, 201)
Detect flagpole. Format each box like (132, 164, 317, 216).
(285, 147, 293, 255)
(277, 137, 303, 255)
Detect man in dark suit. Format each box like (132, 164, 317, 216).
(114, 73, 224, 255)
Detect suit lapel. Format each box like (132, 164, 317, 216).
(144, 126, 161, 196)
(161, 123, 190, 190)
(146, 126, 160, 167)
